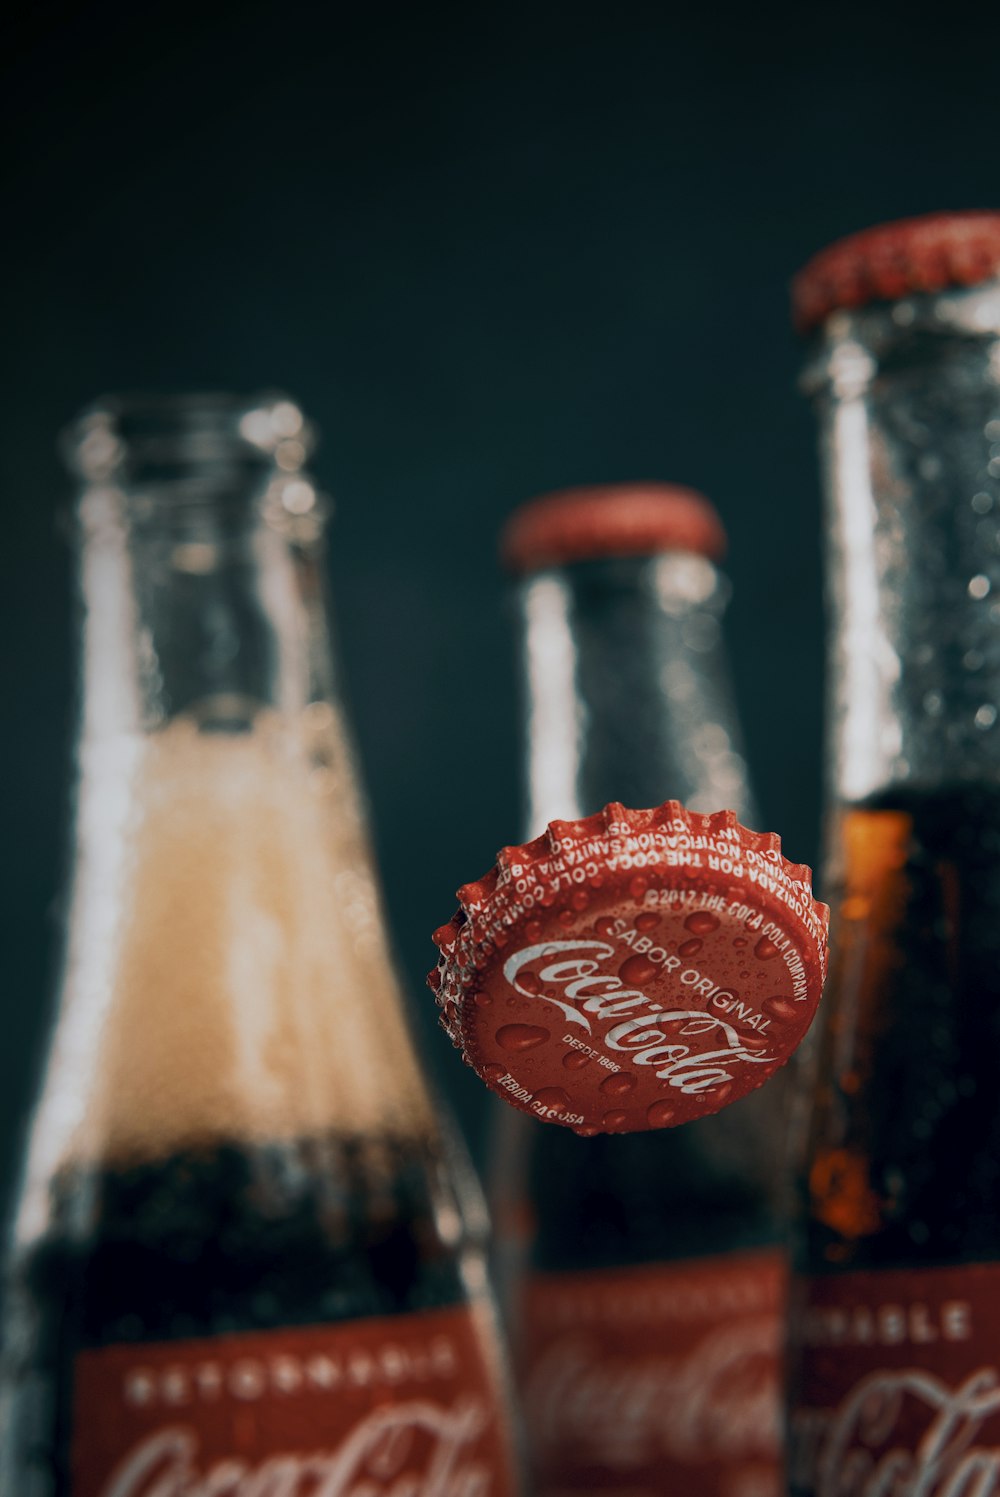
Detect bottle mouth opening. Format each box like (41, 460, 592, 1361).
(62, 392, 317, 484)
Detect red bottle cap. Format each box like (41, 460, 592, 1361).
(429, 802, 829, 1135)
(501, 483, 727, 573)
(793, 211, 1000, 333)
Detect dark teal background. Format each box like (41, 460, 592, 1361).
(3, 0, 999, 1193)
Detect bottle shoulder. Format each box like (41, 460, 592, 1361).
(13, 712, 437, 1246)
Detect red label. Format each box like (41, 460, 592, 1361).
(788, 1261, 1000, 1495)
(71, 1304, 517, 1497)
(519, 1249, 785, 1497)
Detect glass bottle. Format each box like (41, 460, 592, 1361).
(494, 482, 788, 1497)
(786, 212, 1000, 1494)
(0, 393, 519, 1496)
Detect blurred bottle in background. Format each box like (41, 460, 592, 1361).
(0, 395, 519, 1495)
(493, 483, 788, 1497)
(786, 213, 1000, 1493)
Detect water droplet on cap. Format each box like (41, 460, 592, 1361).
(533, 1087, 571, 1114)
(602, 1110, 629, 1129)
(764, 996, 798, 1023)
(678, 937, 703, 958)
(618, 953, 659, 986)
(497, 1023, 550, 1052)
(646, 1099, 677, 1128)
(563, 1050, 591, 1070)
(684, 911, 719, 935)
(755, 935, 781, 961)
(600, 1072, 637, 1097)
(635, 912, 660, 932)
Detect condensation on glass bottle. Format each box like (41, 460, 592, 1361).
(0, 394, 519, 1496)
(785, 212, 1000, 1495)
(491, 482, 790, 1497)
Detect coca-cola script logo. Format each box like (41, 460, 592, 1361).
(790, 1368, 1000, 1496)
(525, 1318, 780, 1469)
(99, 1396, 492, 1497)
(504, 939, 775, 1096)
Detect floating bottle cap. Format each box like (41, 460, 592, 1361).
(793, 211, 1000, 333)
(501, 483, 727, 573)
(429, 802, 829, 1135)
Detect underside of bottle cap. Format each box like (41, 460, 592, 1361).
(793, 211, 1000, 333)
(500, 483, 727, 573)
(429, 802, 829, 1135)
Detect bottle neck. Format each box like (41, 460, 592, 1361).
(514, 552, 755, 833)
(72, 398, 331, 742)
(27, 399, 433, 1210)
(809, 280, 1000, 805)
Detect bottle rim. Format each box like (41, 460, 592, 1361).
(62, 391, 317, 484)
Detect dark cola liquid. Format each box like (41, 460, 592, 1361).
(798, 786, 1000, 1272)
(529, 1089, 783, 1273)
(4, 1131, 467, 1492)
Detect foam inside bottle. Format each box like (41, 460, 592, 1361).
(74, 705, 434, 1164)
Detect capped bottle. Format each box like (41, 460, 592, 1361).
(0, 395, 518, 1496)
(786, 213, 1000, 1494)
(492, 484, 793, 1497)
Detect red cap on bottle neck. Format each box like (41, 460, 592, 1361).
(429, 802, 829, 1135)
(501, 483, 727, 573)
(793, 211, 1000, 333)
